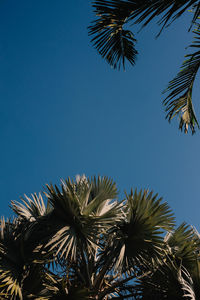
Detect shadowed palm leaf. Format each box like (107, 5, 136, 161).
(37, 273, 93, 300)
(136, 223, 200, 299)
(90, 1, 200, 69)
(0, 218, 48, 299)
(163, 25, 200, 134)
(90, 1, 200, 133)
(89, 2, 138, 69)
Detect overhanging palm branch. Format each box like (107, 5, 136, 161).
(89, 1, 138, 69)
(163, 25, 200, 134)
(89, 0, 200, 69)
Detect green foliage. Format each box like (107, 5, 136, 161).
(89, 0, 200, 134)
(164, 25, 200, 134)
(0, 175, 199, 299)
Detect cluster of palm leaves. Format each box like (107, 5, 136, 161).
(89, 0, 200, 134)
(0, 175, 200, 299)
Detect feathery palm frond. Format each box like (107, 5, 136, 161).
(128, 0, 200, 32)
(90, 1, 200, 69)
(89, 1, 138, 69)
(163, 25, 200, 134)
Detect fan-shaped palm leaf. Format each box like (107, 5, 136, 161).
(0, 218, 48, 299)
(44, 176, 123, 261)
(164, 223, 200, 271)
(98, 189, 175, 275)
(11, 193, 51, 222)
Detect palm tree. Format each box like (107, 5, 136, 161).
(0, 175, 199, 299)
(89, 0, 200, 134)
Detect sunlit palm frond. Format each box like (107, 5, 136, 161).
(44, 176, 122, 261)
(11, 193, 51, 222)
(84, 176, 121, 220)
(0, 218, 23, 299)
(98, 189, 175, 274)
(178, 266, 196, 300)
(163, 26, 200, 133)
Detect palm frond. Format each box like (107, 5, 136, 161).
(89, 1, 138, 69)
(11, 193, 51, 221)
(178, 265, 196, 300)
(98, 189, 175, 274)
(44, 176, 122, 261)
(129, 0, 199, 32)
(163, 26, 200, 133)
(89, 1, 200, 69)
(164, 223, 200, 272)
(0, 217, 50, 299)
(137, 223, 200, 299)
(39, 273, 93, 300)
(136, 257, 186, 299)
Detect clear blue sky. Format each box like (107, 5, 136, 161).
(0, 0, 200, 230)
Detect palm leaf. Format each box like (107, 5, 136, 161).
(136, 223, 200, 299)
(98, 189, 175, 274)
(163, 26, 200, 134)
(44, 176, 123, 262)
(178, 266, 196, 300)
(164, 223, 200, 273)
(136, 258, 187, 299)
(89, 1, 200, 69)
(128, 0, 200, 32)
(11, 193, 51, 222)
(0, 218, 47, 299)
(89, 1, 138, 69)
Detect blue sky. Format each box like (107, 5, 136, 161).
(0, 0, 200, 229)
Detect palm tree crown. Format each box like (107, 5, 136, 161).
(0, 175, 199, 299)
